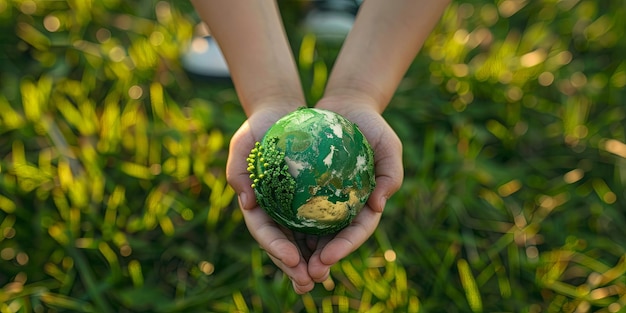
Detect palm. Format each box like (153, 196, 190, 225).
(306, 107, 403, 281)
(227, 105, 403, 293)
(226, 107, 316, 293)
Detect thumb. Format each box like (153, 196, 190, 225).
(226, 121, 257, 210)
(368, 131, 403, 213)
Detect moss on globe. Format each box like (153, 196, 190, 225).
(246, 107, 376, 235)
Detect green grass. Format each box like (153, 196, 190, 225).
(1, 0, 625, 312)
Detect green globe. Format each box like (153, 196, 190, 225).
(247, 108, 376, 235)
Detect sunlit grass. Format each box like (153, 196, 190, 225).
(1, 0, 625, 312)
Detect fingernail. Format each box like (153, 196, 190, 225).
(316, 268, 331, 283)
(238, 192, 248, 210)
(378, 197, 387, 212)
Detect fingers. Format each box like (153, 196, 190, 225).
(368, 135, 403, 212)
(228, 107, 402, 293)
(241, 206, 300, 267)
(226, 110, 294, 210)
(226, 121, 257, 210)
(229, 111, 318, 294)
(241, 205, 316, 293)
(321, 108, 404, 213)
(308, 207, 382, 280)
(368, 119, 403, 213)
(306, 235, 333, 282)
(267, 254, 314, 294)
(322, 207, 382, 264)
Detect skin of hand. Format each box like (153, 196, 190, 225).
(227, 102, 403, 293)
(305, 0, 450, 284)
(191, 0, 318, 293)
(194, 0, 450, 294)
(228, 107, 318, 294)
(308, 98, 404, 283)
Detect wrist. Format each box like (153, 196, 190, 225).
(319, 77, 390, 114)
(242, 93, 304, 117)
(315, 92, 384, 117)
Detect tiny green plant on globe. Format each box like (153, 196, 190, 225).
(247, 107, 376, 235)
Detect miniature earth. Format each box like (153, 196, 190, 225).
(247, 107, 376, 235)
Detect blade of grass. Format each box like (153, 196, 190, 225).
(67, 246, 112, 313)
(457, 258, 483, 313)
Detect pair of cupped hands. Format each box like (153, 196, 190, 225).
(226, 96, 404, 294)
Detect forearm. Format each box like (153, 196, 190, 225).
(322, 0, 450, 112)
(191, 0, 305, 116)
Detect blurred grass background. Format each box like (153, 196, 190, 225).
(1, 0, 625, 312)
